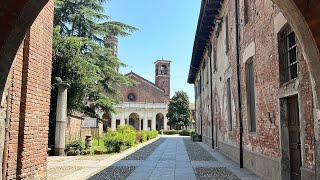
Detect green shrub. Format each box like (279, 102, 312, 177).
(140, 131, 148, 142)
(149, 130, 158, 139)
(135, 132, 142, 143)
(116, 125, 136, 146)
(104, 131, 125, 153)
(179, 130, 194, 136)
(162, 130, 178, 135)
(65, 141, 83, 156)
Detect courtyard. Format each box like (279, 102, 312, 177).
(48, 136, 260, 180)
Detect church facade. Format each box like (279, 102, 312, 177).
(108, 60, 171, 131)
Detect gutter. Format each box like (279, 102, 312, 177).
(234, 0, 244, 168)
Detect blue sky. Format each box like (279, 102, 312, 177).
(105, 0, 201, 102)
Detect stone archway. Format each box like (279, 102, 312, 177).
(156, 113, 164, 131)
(129, 113, 140, 130)
(0, 0, 50, 99)
(271, 1, 320, 177)
(272, 0, 320, 130)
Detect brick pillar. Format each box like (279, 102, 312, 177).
(4, 1, 54, 179)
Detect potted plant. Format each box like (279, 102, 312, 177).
(191, 132, 202, 141)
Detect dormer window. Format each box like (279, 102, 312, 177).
(160, 65, 167, 75)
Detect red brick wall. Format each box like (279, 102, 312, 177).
(4, 1, 53, 179)
(119, 73, 168, 103)
(223, 0, 315, 169)
(65, 115, 104, 144)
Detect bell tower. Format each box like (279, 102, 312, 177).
(155, 60, 171, 99)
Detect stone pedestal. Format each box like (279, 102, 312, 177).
(54, 83, 69, 156)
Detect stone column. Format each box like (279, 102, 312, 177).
(143, 113, 148, 131)
(152, 113, 156, 130)
(138, 119, 141, 131)
(54, 82, 69, 156)
(164, 116, 168, 130)
(111, 114, 116, 130)
(120, 114, 125, 126)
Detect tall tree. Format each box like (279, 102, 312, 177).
(166, 91, 191, 130)
(49, 0, 138, 146)
(51, 0, 138, 115)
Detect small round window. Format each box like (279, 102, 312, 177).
(127, 93, 136, 101)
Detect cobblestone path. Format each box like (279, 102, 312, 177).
(48, 136, 261, 180)
(92, 137, 261, 180)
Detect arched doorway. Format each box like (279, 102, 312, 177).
(156, 113, 164, 131)
(129, 113, 140, 130)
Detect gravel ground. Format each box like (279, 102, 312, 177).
(124, 138, 166, 160)
(47, 166, 83, 180)
(79, 155, 110, 161)
(195, 167, 240, 180)
(183, 138, 216, 161)
(88, 166, 136, 180)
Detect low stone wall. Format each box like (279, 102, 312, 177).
(65, 115, 103, 144)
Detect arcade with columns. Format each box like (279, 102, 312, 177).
(110, 102, 168, 131)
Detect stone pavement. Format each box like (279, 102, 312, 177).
(48, 136, 261, 180)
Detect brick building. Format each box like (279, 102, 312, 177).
(106, 60, 171, 131)
(0, 1, 53, 179)
(188, 0, 318, 179)
(0, 0, 319, 179)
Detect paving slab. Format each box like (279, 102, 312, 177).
(48, 136, 262, 180)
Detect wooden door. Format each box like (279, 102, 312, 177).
(287, 96, 301, 180)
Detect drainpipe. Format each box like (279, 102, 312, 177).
(2, 88, 10, 179)
(200, 75, 203, 141)
(194, 86, 197, 132)
(235, 0, 244, 168)
(208, 43, 215, 149)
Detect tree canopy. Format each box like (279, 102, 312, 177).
(51, 0, 138, 117)
(166, 91, 191, 129)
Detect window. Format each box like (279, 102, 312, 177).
(160, 65, 167, 75)
(225, 14, 229, 52)
(127, 93, 136, 101)
(246, 59, 256, 132)
(227, 78, 232, 130)
(278, 25, 298, 84)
